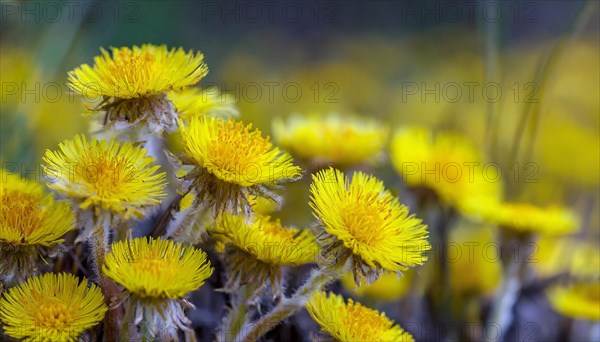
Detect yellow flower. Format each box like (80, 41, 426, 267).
(0, 171, 74, 247)
(0, 273, 107, 342)
(309, 168, 430, 283)
(548, 282, 600, 320)
(103, 237, 213, 299)
(390, 126, 502, 213)
(67, 44, 207, 132)
(169, 86, 238, 121)
(1, 171, 75, 285)
(211, 214, 317, 291)
(178, 116, 301, 214)
(545, 236, 599, 321)
(42, 135, 167, 220)
(273, 114, 389, 165)
(448, 225, 502, 296)
(483, 203, 577, 235)
(307, 291, 414, 342)
(341, 271, 413, 301)
(214, 214, 317, 265)
(68, 44, 207, 99)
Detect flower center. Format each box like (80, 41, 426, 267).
(77, 154, 131, 197)
(207, 121, 272, 175)
(343, 302, 387, 339)
(0, 190, 43, 239)
(134, 258, 170, 277)
(107, 48, 156, 83)
(342, 193, 388, 246)
(35, 300, 73, 328)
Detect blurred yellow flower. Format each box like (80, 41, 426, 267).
(341, 271, 413, 301)
(307, 291, 414, 342)
(42, 135, 167, 220)
(103, 237, 213, 299)
(169, 86, 238, 121)
(449, 225, 502, 296)
(273, 114, 389, 166)
(68, 44, 207, 99)
(538, 238, 600, 321)
(548, 282, 600, 321)
(0, 171, 74, 247)
(0, 273, 107, 342)
(178, 116, 301, 214)
(390, 126, 502, 213)
(247, 194, 279, 215)
(483, 203, 577, 235)
(310, 168, 429, 283)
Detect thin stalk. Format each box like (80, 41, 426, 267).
(485, 233, 527, 342)
(235, 267, 340, 342)
(483, 0, 501, 160)
(217, 284, 262, 342)
(90, 212, 121, 342)
(507, 1, 592, 197)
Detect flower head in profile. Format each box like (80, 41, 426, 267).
(1, 171, 75, 285)
(307, 291, 414, 342)
(548, 282, 600, 321)
(68, 44, 207, 132)
(481, 202, 578, 236)
(0, 273, 107, 342)
(177, 116, 301, 215)
(310, 168, 430, 285)
(537, 236, 600, 318)
(390, 126, 502, 213)
(103, 237, 213, 339)
(211, 214, 317, 292)
(273, 114, 389, 166)
(169, 86, 238, 121)
(43, 135, 167, 223)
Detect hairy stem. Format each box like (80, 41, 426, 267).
(90, 213, 121, 342)
(235, 268, 339, 342)
(217, 284, 260, 342)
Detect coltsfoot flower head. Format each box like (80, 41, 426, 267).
(67, 44, 208, 132)
(103, 238, 213, 339)
(169, 86, 238, 121)
(177, 116, 302, 215)
(103, 237, 213, 299)
(307, 291, 415, 341)
(211, 213, 318, 292)
(0, 171, 75, 285)
(482, 202, 578, 236)
(273, 114, 389, 166)
(43, 135, 167, 223)
(0, 272, 107, 342)
(390, 126, 502, 213)
(310, 168, 430, 285)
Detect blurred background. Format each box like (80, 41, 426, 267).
(1, 1, 598, 341)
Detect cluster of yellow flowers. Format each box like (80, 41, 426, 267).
(0, 43, 596, 342)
